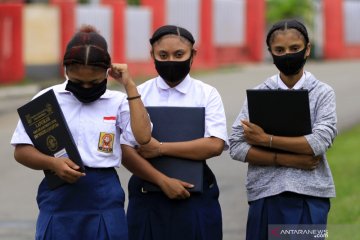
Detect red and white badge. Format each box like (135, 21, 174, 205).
(103, 116, 116, 124)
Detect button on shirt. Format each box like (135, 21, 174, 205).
(11, 81, 136, 168)
(121, 75, 229, 148)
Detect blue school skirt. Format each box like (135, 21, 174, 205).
(127, 165, 222, 240)
(246, 191, 330, 240)
(35, 167, 128, 240)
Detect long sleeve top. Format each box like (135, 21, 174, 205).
(229, 71, 337, 201)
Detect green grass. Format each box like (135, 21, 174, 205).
(326, 124, 360, 239)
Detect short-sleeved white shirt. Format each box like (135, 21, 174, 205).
(121, 75, 229, 149)
(11, 81, 135, 168)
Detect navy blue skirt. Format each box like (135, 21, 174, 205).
(246, 192, 330, 240)
(35, 167, 128, 240)
(126, 167, 222, 240)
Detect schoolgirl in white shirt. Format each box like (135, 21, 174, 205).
(11, 25, 151, 240)
(121, 25, 228, 240)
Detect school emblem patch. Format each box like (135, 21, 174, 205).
(98, 132, 115, 153)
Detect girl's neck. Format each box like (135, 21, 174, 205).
(279, 70, 304, 89)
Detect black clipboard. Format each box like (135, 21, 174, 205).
(246, 89, 312, 136)
(142, 106, 205, 192)
(17, 89, 84, 189)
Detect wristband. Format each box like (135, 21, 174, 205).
(127, 95, 141, 100)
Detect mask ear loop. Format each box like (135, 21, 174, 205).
(106, 68, 110, 79)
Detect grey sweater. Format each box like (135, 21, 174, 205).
(229, 71, 337, 202)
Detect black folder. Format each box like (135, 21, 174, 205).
(246, 89, 312, 136)
(17, 89, 84, 189)
(142, 106, 205, 192)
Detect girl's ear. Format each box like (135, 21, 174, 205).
(192, 48, 198, 57)
(305, 42, 311, 58)
(190, 48, 197, 65)
(150, 49, 155, 60)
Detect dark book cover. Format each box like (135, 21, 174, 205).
(17, 89, 84, 189)
(247, 89, 312, 136)
(143, 106, 205, 193)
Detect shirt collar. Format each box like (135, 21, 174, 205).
(56, 81, 69, 93)
(156, 74, 192, 94)
(277, 71, 306, 90)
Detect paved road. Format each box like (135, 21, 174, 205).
(1, 59, 359, 239)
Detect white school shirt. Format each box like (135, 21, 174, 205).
(121, 75, 229, 148)
(11, 81, 136, 168)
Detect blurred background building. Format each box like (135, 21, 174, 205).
(0, 0, 360, 84)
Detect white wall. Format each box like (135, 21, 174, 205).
(23, 5, 60, 65)
(213, 0, 245, 46)
(344, 0, 360, 44)
(125, 6, 152, 61)
(166, 0, 200, 44)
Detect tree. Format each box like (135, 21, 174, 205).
(127, 0, 140, 5)
(266, 0, 314, 28)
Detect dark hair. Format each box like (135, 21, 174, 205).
(266, 19, 309, 48)
(149, 25, 195, 46)
(63, 25, 111, 69)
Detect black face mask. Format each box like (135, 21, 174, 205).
(66, 79, 107, 103)
(272, 48, 307, 76)
(154, 57, 192, 83)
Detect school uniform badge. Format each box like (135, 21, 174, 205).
(98, 132, 114, 153)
